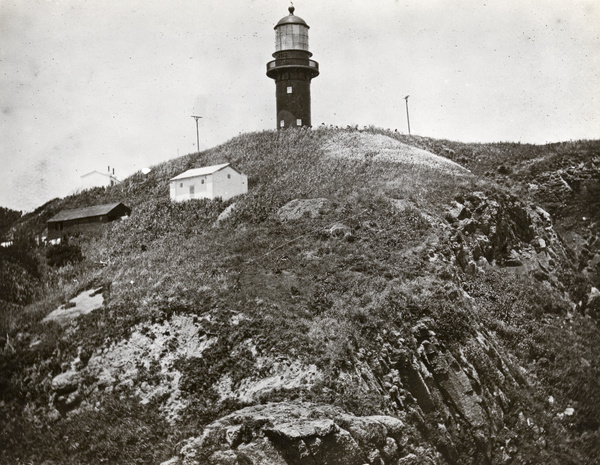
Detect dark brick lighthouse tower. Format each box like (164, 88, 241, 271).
(266, 5, 319, 129)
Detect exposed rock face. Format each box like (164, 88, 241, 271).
(43, 287, 104, 326)
(334, 323, 526, 464)
(524, 156, 600, 289)
(445, 191, 569, 278)
(59, 314, 218, 420)
(162, 402, 436, 465)
(215, 358, 322, 403)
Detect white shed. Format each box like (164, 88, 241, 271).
(81, 169, 120, 189)
(169, 163, 248, 202)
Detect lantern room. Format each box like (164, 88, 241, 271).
(274, 9, 310, 52)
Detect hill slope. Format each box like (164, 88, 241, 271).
(1, 127, 599, 465)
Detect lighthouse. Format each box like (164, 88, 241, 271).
(266, 5, 319, 129)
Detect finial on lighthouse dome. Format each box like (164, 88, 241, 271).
(275, 4, 308, 28)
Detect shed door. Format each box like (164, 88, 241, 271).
(189, 185, 195, 195)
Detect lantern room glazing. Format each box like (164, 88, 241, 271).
(275, 23, 309, 52)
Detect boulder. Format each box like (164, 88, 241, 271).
(329, 223, 353, 240)
(233, 439, 287, 465)
(504, 250, 523, 267)
(51, 370, 82, 394)
(174, 402, 405, 465)
(213, 203, 237, 227)
(446, 201, 469, 223)
(277, 198, 329, 221)
(55, 389, 83, 415)
(586, 287, 600, 320)
(267, 419, 338, 440)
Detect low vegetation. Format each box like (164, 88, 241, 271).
(1, 127, 599, 464)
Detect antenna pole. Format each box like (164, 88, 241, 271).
(191, 115, 202, 153)
(404, 95, 411, 136)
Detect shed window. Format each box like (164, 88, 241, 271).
(287, 86, 292, 94)
(201, 179, 204, 184)
(180, 183, 183, 188)
(227, 174, 231, 179)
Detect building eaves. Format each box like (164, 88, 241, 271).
(48, 202, 124, 223)
(170, 163, 232, 181)
(81, 171, 120, 182)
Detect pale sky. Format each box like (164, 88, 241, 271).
(1, 0, 599, 212)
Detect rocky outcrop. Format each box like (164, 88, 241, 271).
(215, 358, 322, 404)
(445, 191, 569, 280)
(161, 402, 439, 465)
(524, 156, 600, 288)
(344, 322, 527, 465)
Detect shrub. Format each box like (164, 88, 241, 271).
(0, 394, 174, 465)
(46, 244, 84, 267)
(0, 246, 40, 307)
(0, 206, 21, 241)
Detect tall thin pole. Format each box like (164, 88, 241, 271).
(191, 115, 202, 153)
(404, 95, 411, 136)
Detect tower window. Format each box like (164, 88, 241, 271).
(280, 120, 285, 128)
(296, 119, 302, 126)
(287, 86, 292, 94)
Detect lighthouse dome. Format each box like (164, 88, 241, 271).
(275, 6, 309, 28)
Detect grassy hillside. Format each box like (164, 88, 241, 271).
(1, 127, 599, 464)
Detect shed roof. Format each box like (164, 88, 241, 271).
(81, 170, 116, 179)
(80, 170, 120, 182)
(170, 163, 234, 181)
(48, 202, 128, 223)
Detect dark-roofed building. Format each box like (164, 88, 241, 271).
(47, 202, 131, 240)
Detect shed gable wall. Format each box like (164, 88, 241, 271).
(170, 175, 214, 202)
(211, 167, 248, 200)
